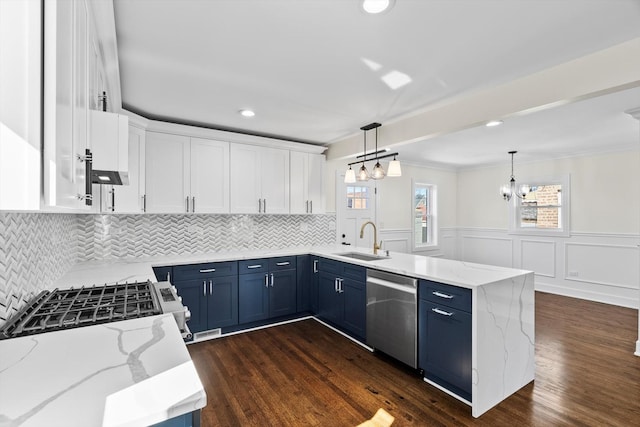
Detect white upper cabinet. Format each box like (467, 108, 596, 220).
(230, 144, 290, 214)
(145, 132, 190, 213)
(145, 132, 230, 214)
(190, 137, 230, 213)
(44, 0, 91, 209)
(290, 152, 325, 214)
(100, 125, 146, 213)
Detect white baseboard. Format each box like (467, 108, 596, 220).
(535, 281, 638, 309)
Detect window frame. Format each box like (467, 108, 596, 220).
(508, 174, 571, 237)
(412, 180, 438, 251)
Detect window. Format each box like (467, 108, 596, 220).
(346, 185, 369, 209)
(510, 175, 570, 237)
(412, 182, 437, 249)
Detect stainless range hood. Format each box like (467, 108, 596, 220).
(89, 110, 129, 185)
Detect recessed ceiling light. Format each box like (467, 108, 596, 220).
(362, 0, 392, 14)
(239, 109, 255, 118)
(486, 120, 503, 127)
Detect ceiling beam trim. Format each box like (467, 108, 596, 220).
(326, 37, 640, 161)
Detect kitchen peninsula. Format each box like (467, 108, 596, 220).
(27, 246, 534, 418)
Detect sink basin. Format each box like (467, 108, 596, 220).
(334, 252, 389, 261)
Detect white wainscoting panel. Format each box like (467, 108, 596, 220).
(461, 235, 513, 268)
(379, 229, 411, 254)
(521, 240, 556, 278)
(565, 242, 639, 290)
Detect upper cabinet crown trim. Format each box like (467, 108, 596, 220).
(146, 120, 326, 154)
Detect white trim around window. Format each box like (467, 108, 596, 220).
(412, 180, 438, 251)
(508, 174, 571, 237)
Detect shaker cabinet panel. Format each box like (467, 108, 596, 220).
(230, 144, 289, 214)
(238, 272, 270, 324)
(290, 152, 325, 214)
(190, 137, 229, 213)
(145, 132, 190, 213)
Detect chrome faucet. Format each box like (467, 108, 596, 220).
(360, 221, 382, 255)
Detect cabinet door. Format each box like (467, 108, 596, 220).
(260, 147, 289, 214)
(269, 269, 297, 318)
(238, 272, 269, 324)
(208, 275, 239, 329)
(418, 299, 472, 400)
(174, 279, 208, 334)
(230, 144, 261, 213)
(289, 151, 307, 214)
(104, 125, 145, 213)
(307, 153, 325, 214)
(190, 137, 229, 213)
(145, 132, 189, 213)
(317, 272, 341, 325)
(342, 278, 366, 339)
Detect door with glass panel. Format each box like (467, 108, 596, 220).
(336, 171, 377, 248)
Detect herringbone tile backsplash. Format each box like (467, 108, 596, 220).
(0, 212, 336, 326)
(0, 213, 80, 325)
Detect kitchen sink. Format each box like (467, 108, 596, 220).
(334, 252, 390, 261)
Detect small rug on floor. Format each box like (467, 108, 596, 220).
(357, 408, 394, 427)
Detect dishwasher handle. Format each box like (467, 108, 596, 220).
(366, 276, 416, 294)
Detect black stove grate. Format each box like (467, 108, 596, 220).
(0, 281, 162, 339)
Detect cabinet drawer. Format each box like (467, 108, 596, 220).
(419, 280, 471, 313)
(318, 258, 341, 275)
(341, 263, 365, 282)
(238, 259, 269, 275)
(269, 256, 295, 271)
(173, 261, 238, 281)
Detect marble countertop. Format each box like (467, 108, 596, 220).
(53, 245, 530, 290)
(0, 314, 206, 427)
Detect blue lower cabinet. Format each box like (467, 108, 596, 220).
(317, 259, 366, 341)
(152, 410, 200, 427)
(296, 255, 311, 313)
(238, 272, 270, 324)
(341, 277, 366, 339)
(418, 298, 472, 401)
(174, 275, 238, 334)
(238, 257, 297, 324)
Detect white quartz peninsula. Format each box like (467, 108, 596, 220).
(0, 314, 206, 427)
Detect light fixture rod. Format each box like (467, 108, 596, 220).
(347, 152, 399, 167)
(355, 149, 387, 159)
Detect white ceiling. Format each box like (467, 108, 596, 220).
(113, 0, 640, 167)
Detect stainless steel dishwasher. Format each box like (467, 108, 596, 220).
(366, 269, 418, 368)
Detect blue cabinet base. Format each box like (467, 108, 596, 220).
(152, 409, 200, 427)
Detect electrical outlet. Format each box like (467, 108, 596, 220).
(300, 222, 309, 232)
(568, 271, 579, 277)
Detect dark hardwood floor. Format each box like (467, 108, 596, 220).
(187, 292, 640, 426)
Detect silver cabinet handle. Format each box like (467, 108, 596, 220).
(192, 196, 196, 213)
(305, 200, 309, 213)
(338, 278, 344, 293)
(199, 268, 216, 273)
(203, 281, 206, 296)
(209, 279, 213, 295)
(263, 199, 266, 213)
(247, 264, 262, 269)
(432, 307, 454, 316)
(432, 291, 454, 299)
(276, 262, 290, 266)
(334, 278, 338, 292)
(310, 200, 313, 213)
(110, 187, 116, 212)
(313, 259, 318, 273)
(167, 272, 171, 282)
(265, 274, 269, 288)
(142, 194, 146, 212)
(186, 197, 190, 213)
(270, 273, 274, 287)
(258, 198, 262, 213)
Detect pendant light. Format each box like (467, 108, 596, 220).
(343, 122, 401, 182)
(387, 154, 402, 177)
(500, 151, 530, 201)
(370, 126, 386, 180)
(356, 126, 370, 181)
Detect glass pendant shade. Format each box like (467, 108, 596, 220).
(371, 161, 386, 180)
(357, 164, 370, 181)
(344, 166, 356, 183)
(387, 157, 402, 177)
